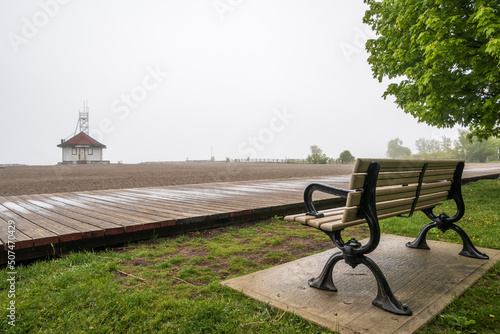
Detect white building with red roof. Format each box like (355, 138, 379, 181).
(57, 132, 107, 164)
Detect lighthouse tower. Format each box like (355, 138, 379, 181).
(57, 102, 108, 164)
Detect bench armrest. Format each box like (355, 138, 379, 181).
(304, 183, 356, 218)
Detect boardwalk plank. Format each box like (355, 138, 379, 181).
(134, 190, 286, 214)
(38, 195, 139, 233)
(79, 192, 210, 224)
(0, 216, 33, 250)
(7, 197, 83, 242)
(83, 191, 212, 217)
(17, 195, 106, 238)
(125, 193, 255, 220)
(0, 202, 58, 247)
(105, 190, 242, 217)
(76, 193, 192, 221)
(41, 194, 175, 231)
(130, 187, 286, 210)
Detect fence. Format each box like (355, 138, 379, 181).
(228, 158, 344, 164)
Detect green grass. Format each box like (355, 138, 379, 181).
(0, 179, 498, 333)
(380, 179, 500, 250)
(380, 179, 500, 333)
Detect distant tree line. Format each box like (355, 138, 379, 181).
(386, 131, 500, 162)
(224, 132, 498, 164)
(306, 145, 355, 164)
(304, 129, 500, 165)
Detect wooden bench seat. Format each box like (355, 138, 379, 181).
(285, 158, 489, 316)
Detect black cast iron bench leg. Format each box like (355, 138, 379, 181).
(406, 161, 489, 260)
(406, 220, 489, 260)
(406, 202, 489, 260)
(309, 248, 412, 316)
(310, 230, 412, 316)
(308, 251, 343, 292)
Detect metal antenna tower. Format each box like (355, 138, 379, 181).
(76, 101, 89, 135)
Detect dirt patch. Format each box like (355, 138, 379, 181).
(122, 258, 155, 267)
(119, 221, 336, 270)
(0, 162, 354, 196)
(111, 219, 374, 290)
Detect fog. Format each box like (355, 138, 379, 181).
(0, 0, 460, 165)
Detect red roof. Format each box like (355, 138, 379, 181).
(58, 132, 106, 148)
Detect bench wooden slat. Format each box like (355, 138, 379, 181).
(308, 200, 444, 232)
(353, 158, 464, 173)
(316, 201, 445, 232)
(313, 218, 365, 232)
(292, 207, 346, 224)
(346, 181, 452, 206)
(288, 191, 448, 231)
(307, 212, 344, 229)
(342, 191, 449, 223)
(349, 169, 456, 189)
(376, 192, 449, 217)
(288, 185, 451, 229)
(349, 172, 418, 189)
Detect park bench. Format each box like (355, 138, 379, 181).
(284, 158, 489, 316)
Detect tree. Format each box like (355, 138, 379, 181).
(453, 130, 500, 162)
(307, 145, 329, 164)
(415, 138, 441, 156)
(387, 138, 412, 158)
(363, 0, 500, 140)
(441, 135, 453, 154)
(413, 137, 454, 158)
(338, 150, 355, 164)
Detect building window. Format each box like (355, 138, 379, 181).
(88, 148, 93, 155)
(72, 148, 77, 155)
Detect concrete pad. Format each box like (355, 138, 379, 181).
(221, 234, 500, 333)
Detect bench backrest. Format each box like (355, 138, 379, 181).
(342, 158, 464, 225)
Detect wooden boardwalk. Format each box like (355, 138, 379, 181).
(1, 167, 499, 263)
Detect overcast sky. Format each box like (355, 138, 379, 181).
(0, 0, 460, 165)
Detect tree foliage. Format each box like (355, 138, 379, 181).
(453, 130, 500, 162)
(387, 132, 500, 161)
(415, 138, 441, 155)
(364, 0, 500, 139)
(413, 136, 454, 158)
(307, 145, 329, 164)
(338, 150, 355, 163)
(387, 138, 412, 158)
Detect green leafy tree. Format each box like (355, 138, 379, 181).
(387, 138, 412, 158)
(413, 137, 453, 158)
(338, 150, 355, 164)
(363, 0, 500, 140)
(453, 130, 500, 162)
(307, 145, 329, 164)
(441, 135, 453, 154)
(415, 138, 441, 155)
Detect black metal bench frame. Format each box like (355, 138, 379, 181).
(302, 161, 488, 316)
